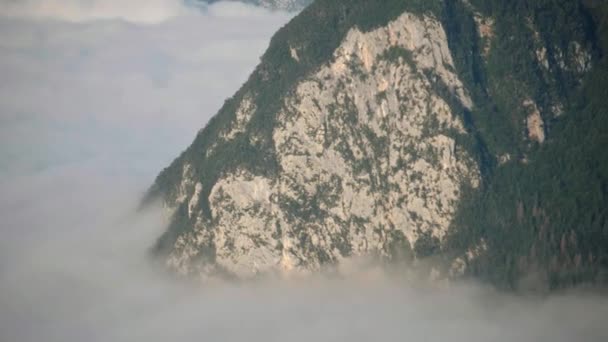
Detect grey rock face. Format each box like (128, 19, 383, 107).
(153, 11, 481, 281)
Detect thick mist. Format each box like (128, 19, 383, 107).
(0, 1, 607, 341)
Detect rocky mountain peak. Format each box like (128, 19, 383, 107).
(147, 0, 608, 289)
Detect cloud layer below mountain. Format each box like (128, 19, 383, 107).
(0, 1, 607, 342)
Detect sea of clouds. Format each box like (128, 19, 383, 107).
(0, 1, 607, 341)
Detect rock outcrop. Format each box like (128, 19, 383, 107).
(147, 0, 605, 287)
(161, 12, 479, 279)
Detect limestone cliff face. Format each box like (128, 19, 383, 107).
(155, 11, 480, 279)
(148, 0, 602, 285)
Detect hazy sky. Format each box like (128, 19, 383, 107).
(0, 0, 291, 179)
(0, 1, 607, 341)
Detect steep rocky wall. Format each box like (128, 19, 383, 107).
(163, 12, 480, 279)
(148, 0, 607, 290)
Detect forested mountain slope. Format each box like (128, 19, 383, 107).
(146, 0, 608, 290)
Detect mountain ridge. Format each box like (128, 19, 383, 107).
(146, 0, 608, 290)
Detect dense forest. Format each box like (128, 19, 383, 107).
(446, 0, 608, 290)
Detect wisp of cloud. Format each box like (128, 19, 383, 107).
(0, 1, 607, 342)
(0, 0, 190, 24)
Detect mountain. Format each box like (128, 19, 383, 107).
(202, 0, 313, 11)
(146, 0, 608, 290)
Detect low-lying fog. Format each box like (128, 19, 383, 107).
(0, 1, 607, 341)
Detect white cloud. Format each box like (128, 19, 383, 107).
(205, 0, 284, 17)
(0, 0, 192, 24)
(0, 0, 286, 24)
